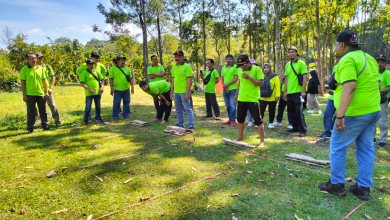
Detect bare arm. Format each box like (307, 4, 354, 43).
(81, 82, 95, 95)
(43, 79, 48, 96)
(380, 86, 390, 93)
(21, 81, 28, 102)
(215, 77, 220, 84)
(50, 76, 55, 90)
(130, 77, 134, 94)
(233, 81, 240, 103)
(301, 74, 308, 98)
(170, 78, 175, 100)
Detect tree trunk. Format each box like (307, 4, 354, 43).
(140, 0, 150, 82)
(217, 53, 221, 73)
(227, 0, 231, 54)
(275, 0, 282, 77)
(157, 15, 164, 66)
(306, 33, 309, 71)
(178, 3, 183, 51)
(266, 0, 271, 64)
(315, 0, 324, 96)
(202, 0, 206, 72)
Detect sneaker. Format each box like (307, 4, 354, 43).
(224, 121, 231, 124)
(299, 133, 306, 137)
(113, 118, 119, 122)
(287, 128, 300, 133)
(247, 122, 253, 127)
(55, 122, 62, 127)
(84, 121, 89, 125)
(96, 119, 105, 124)
(287, 124, 293, 129)
(273, 122, 282, 127)
(349, 184, 370, 200)
(28, 130, 34, 134)
(123, 117, 130, 120)
(43, 127, 50, 131)
(268, 123, 274, 129)
(231, 122, 236, 126)
(377, 142, 386, 148)
(215, 116, 222, 121)
(316, 134, 331, 140)
(318, 180, 346, 196)
(307, 110, 314, 114)
(255, 125, 258, 128)
(318, 110, 323, 115)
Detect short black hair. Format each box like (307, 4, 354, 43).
(151, 55, 157, 60)
(346, 44, 359, 49)
(206, 59, 214, 64)
(139, 81, 148, 88)
(26, 52, 35, 58)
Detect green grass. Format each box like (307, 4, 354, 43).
(0, 83, 389, 219)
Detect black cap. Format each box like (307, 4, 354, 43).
(115, 55, 127, 61)
(375, 54, 387, 61)
(336, 30, 364, 45)
(86, 59, 95, 65)
(173, 50, 184, 56)
(236, 55, 249, 67)
(288, 46, 300, 56)
(91, 51, 100, 58)
(112, 57, 117, 63)
(226, 54, 233, 59)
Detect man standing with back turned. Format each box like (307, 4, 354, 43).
(147, 55, 165, 114)
(318, 30, 380, 201)
(283, 46, 308, 137)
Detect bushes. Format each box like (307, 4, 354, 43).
(0, 55, 20, 93)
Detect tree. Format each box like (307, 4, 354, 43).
(210, 21, 228, 72)
(53, 37, 72, 46)
(0, 26, 15, 49)
(169, 0, 190, 51)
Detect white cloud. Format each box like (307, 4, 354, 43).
(27, 28, 46, 36)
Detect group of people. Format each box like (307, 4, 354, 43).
(20, 30, 388, 201)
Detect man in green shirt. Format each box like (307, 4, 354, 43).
(80, 59, 105, 125)
(221, 54, 239, 126)
(317, 54, 341, 139)
(139, 80, 172, 124)
(34, 52, 62, 127)
(233, 54, 265, 147)
(375, 54, 390, 148)
(200, 59, 221, 120)
(283, 46, 308, 137)
(170, 50, 194, 130)
(318, 30, 381, 201)
(147, 55, 165, 113)
(20, 52, 49, 133)
(109, 55, 134, 121)
(76, 51, 107, 77)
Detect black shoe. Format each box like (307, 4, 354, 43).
(55, 122, 62, 127)
(287, 128, 300, 133)
(84, 121, 89, 125)
(316, 134, 331, 140)
(96, 119, 105, 124)
(377, 142, 386, 148)
(299, 133, 306, 137)
(204, 115, 213, 118)
(349, 184, 370, 200)
(318, 180, 346, 196)
(43, 127, 50, 131)
(28, 130, 34, 134)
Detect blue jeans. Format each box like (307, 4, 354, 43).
(248, 110, 253, 123)
(330, 111, 380, 188)
(113, 89, 130, 119)
(223, 89, 237, 122)
(84, 95, 102, 122)
(174, 93, 194, 129)
(323, 99, 336, 137)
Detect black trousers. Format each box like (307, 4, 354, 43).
(302, 95, 308, 109)
(26, 95, 48, 131)
(156, 92, 172, 121)
(260, 100, 277, 123)
(276, 98, 291, 123)
(237, 101, 263, 126)
(287, 93, 307, 133)
(153, 97, 159, 111)
(205, 92, 220, 117)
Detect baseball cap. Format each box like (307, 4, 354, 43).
(35, 52, 44, 58)
(86, 59, 95, 65)
(173, 50, 184, 56)
(336, 30, 364, 45)
(115, 55, 127, 61)
(375, 54, 387, 61)
(236, 55, 249, 67)
(91, 51, 100, 58)
(288, 46, 300, 56)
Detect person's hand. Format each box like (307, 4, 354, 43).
(283, 93, 287, 101)
(23, 95, 29, 102)
(48, 89, 53, 95)
(242, 73, 250, 79)
(100, 88, 104, 94)
(275, 97, 279, 102)
(171, 93, 174, 101)
(336, 118, 346, 131)
(165, 101, 170, 106)
(223, 84, 228, 89)
(225, 88, 230, 94)
(301, 91, 306, 99)
(233, 95, 238, 103)
(89, 89, 95, 95)
(45, 92, 49, 98)
(110, 89, 114, 96)
(185, 93, 189, 102)
(131, 87, 134, 95)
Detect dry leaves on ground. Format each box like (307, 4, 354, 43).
(364, 214, 372, 219)
(229, 194, 239, 197)
(87, 214, 93, 220)
(140, 197, 150, 202)
(95, 176, 103, 182)
(232, 217, 238, 220)
(246, 171, 253, 174)
(191, 167, 197, 172)
(345, 177, 354, 182)
(294, 214, 304, 220)
(123, 178, 133, 184)
(53, 209, 70, 214)
(45, 170, 58, 178)
(15, 174, 22, 179)
(20, 209, 26, 215)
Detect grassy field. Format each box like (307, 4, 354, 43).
(0, 83, 389, 220)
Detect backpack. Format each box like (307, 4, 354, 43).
(203, 68, 214, 85)
(260, 74, 277, 97)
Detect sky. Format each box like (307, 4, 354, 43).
(0, 0, 142, 48)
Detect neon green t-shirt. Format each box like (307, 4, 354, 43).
(221, 65, 239, 90)
(379, 69, 390, 98)
(109, 66, 132, 91)
(204, 69, 219, 93)
(281, 83, 285, 93)
(238, 65, 264, 103)
(172, 63, 192, 93)
(285, 59, 308, 94)
(334, 49, 380, 116)
(146, 80, 171, 95)
(76, 62, 107, 77)
(147, 64, 164, 82)
(41, 63, 54, 82)
(329, 65, 337, 100)
(80, 69, 104, 96)
(20, 65, 47, 96)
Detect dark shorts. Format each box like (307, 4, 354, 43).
(237, 101, 263, 126)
